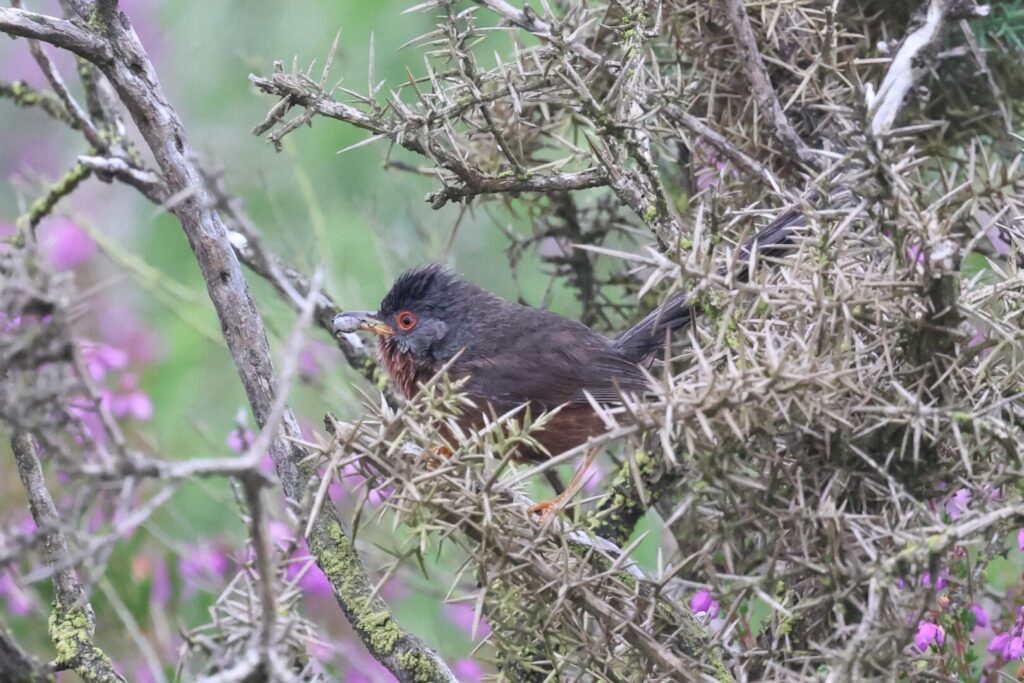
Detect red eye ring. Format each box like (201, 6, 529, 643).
(396, 310, 417, 332)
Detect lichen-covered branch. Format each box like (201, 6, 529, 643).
(9, 432, 126, 683)
(0, 79, 76, 127)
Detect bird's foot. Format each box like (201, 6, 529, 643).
(424, 445, 452, 470)
(527, 497, 562, 525)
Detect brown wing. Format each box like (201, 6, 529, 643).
(450, 307, 649, 415)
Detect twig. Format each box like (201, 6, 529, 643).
(722, 0, 818, 168)
(0, 79, 75, 126)
(0, 8, 110, 62)
(18, 162, 92, 233)
(0, 624, 51, 683)
(9, 431, 126, 683)
(867, 0, 990, 136)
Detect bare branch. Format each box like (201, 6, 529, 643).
(10, 432, 126, 683)
(0, 8, 110, 61)
(722, 0, 818, 168)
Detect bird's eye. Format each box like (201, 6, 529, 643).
(396, 310, 417, 332)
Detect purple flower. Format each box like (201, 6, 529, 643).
(906, 243, 926, 266)
(299, 349, 320, 379)
(105, 374, 153, 421)
(452, 658, 485, 681)
(81, 342, 128, 382)
(1018, 528, 1023, 553)
(690, 590, 720, 619)
(989, 606, 1024, 661)
(989, 632, 1023, 661)
(944, 488, 971, 519)
(0, 572, 33, 616)
(367, 486, 392, 506)
(226, 428, 255, 453)
(914, 621, 945, 653)
(920, 569, 948, 591)
(178, 544, 229, 597)
(987, 226, 1012, 256)
(970, 603, 988, 630)
(582, 461, 605, 493)
(150, 557, 172, 607)
(444, 602, 491, 638)
(97, 308, 161, 365)
(38, 218, 95, 271)
(267, 522, 334, 598)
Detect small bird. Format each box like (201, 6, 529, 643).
(333, 209, 802, 517)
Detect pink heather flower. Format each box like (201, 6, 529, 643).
(178, 544, 229, 596)
(582, 461, 605, 493)
(0, 572, 34, 616)
(989, 606, 1024, 661)
(97, 308, 161, 366)
(1018, 528, 1024, 552)
(452, 658, 485, 681)
(38, 218, 95, 271)
(226, 428, 255, 453)
(968, 328, 988, 347)
(920, 569, 948, 591)
(299, 347, 322, 381)
(987, 226, 1012, 256)
(970, 603, 988, 630)
(151, 557, 171, 607)
(690, 590, 720, 619)
(105, 374, 153, 421)
(944, 488, 971, 519)
(989, 632, 1024, 661)
(344, 649, 392, 683)
(0, 312, 24, 333)
(914, 621, 945, 653)
(267, 522, 334, 598)
(906, 243, 926, 266)
(81, 342, 129, 382)
(444, 602, 491, 638)
(367, 486, 392, 507)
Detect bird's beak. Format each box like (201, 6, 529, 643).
(331, 311, 394, 337)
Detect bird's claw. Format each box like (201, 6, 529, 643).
(527, 498, 560, 525)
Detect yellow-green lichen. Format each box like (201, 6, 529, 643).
(48, 606, 93, 664)
(396, 650, 442, 683)
(309, 518, 400, 654)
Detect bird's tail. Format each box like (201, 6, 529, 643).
(612, 206, 806, 362)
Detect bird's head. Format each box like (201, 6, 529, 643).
(332, 264, 491, 373)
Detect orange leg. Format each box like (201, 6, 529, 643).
(424, 445, 453, 470)
(528, 447, 600, 524)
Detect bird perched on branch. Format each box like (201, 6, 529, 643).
(333, 208, 803, 518)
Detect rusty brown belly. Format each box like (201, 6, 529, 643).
(451, 404, 606, 463)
